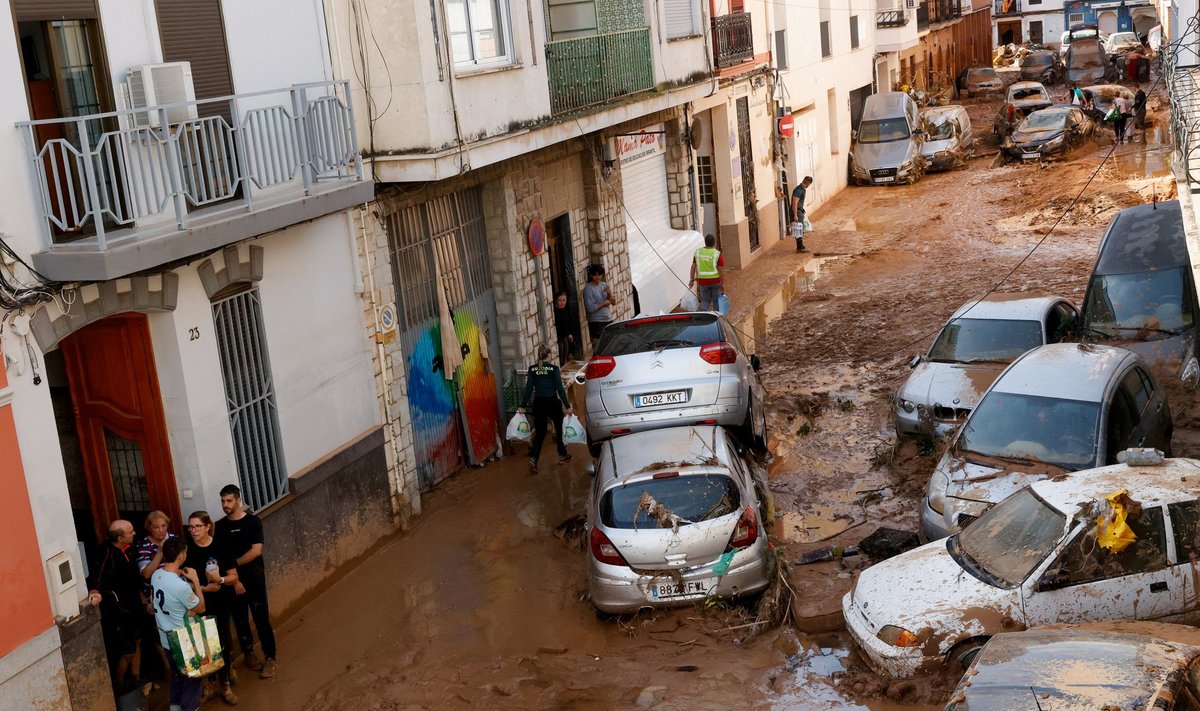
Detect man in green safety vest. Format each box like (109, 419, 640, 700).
(688, 234, 725, 311)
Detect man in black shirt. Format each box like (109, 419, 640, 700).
(789, 176, 813, 253)
(518, 344, 574, 472)
(86, 519, 146, 693)
(552, 290, 580, 366)
(217, 484, 278, 679)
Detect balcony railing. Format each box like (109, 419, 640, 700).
(876, 9, 909, 27)
(1164, 49, 1200, 187)
(546, 29, 654, 115)
(994, 0, 1020, 15)
(926, 0, 962, 23)
(712, 12, 754, 69)
(17, 80, 363, 253)
(917, 3, 929, 29)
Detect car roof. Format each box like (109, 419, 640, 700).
(990, 343, 1133, 401)
(600, 426, 733, 485)
(920, 105, 966, 121)
(948, 293, 1065, 321)
(1031, 457, 1200, 513)
(1094, 200, 1187, 274)
(1008, 81, 1046, 90)
(954, 625, 1200, 710)
(862, 91, 915, 116)
(1083, 83, 1133, 95)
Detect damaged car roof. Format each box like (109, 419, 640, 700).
(1094, 200, 1187, 275)
(1029, 457, 1200, 515)
(603, 425, 726, 481)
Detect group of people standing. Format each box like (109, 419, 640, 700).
(1067, 83, 1148, 144)
(87, 484, 277, 710)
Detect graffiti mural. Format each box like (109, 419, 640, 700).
(403, 323, 463, 490)
(452, 304, 501, 464)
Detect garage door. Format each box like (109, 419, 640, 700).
(618, 126, 702, 317)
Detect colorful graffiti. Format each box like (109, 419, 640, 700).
(404, 308, 501, 489)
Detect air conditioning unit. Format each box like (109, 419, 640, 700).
(124, 61, 197, 129)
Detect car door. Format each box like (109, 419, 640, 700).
(1117, 365, 1169, 453)
(1022, 506, 1181, 624)
(1102, 377, 1139, 465)
(1166, 500, 1200, 624)
(1043, 300, 1079, 343)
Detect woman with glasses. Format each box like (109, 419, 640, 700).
(184, 511, 240, 705)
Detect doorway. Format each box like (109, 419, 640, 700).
(998, 21, 1022, 45)
(546, 213, 582, 360)
(55, 313, 181, 549)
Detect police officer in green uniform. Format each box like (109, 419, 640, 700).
(517, 344, 574, 472)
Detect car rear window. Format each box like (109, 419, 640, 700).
(596, 314, 722, 357)
(601, 474, 741, 529)
(1022, 54, 1053, 67)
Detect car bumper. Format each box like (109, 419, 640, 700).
(894, 407, 959, 440)
(588, 543, 771, 614)
(585, 402, 746, 442)
(920, 498, 954, 542)
(925, 155, 957, 171)
(842, 593, 932, 678)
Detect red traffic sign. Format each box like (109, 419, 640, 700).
(777, 114, 795, 138)
(528, 220, 546, 256)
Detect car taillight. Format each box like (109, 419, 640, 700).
(699, 342, 738, 365)
(727, 507, 759, 550)
(585, 356, 616, 379)
(590, 527, 628, 566)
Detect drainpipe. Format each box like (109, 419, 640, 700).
(685, 104, 700, 231)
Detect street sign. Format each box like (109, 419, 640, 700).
(528, 220, 546, 256)
(777, 114, 795, 138)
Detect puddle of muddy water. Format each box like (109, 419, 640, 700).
(737, 256, 844, 353)
(771, 636, 942, 711)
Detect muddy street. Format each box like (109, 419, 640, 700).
(221, 89, 1178, 711)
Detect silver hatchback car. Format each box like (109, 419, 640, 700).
(586, 425, 772, 614)
(582, 312, 766, 453)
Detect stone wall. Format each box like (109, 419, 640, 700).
(665, 116, 695, 231)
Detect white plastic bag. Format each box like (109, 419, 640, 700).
(681, 290, 699, 312)
(506, 412, 531, 442)
(802, 215, 813, 232)
(561, 414, 586, 445)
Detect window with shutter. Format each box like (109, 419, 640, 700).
(664, 0, 698, 38)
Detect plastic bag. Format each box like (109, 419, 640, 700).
(1096, 489, 1138, 553)
(561, 414, 586, 445)
(166, 616, 225, 679)
(1104, 105, 1120, 122)
(717, 293, 730, 315)
(789, 221, 805, 239)
(506, 412, 531, 442)
(802, 215, 813, 232)
(680, 290, 699, 312)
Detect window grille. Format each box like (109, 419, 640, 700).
(697, 156, 714, 203)
(211, 287, 287, 511)
(105, 429, 151, 511)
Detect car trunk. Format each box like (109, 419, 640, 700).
(598, 348, 727, 416)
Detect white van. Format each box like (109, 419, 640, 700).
(848, 91, 926, 186)
(919, 105, 973, 171)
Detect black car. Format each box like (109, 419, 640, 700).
(1003, 105, 1095, 160)
(1019, 50, 1064, 84)
(1081, 200, 1200, 387)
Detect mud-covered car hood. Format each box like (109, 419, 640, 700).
(852, 139, 913, 170)
(1009, 127, 1064, 147)
(1089, 330, 1196, 381)
(940, 456, 1053, 506)
(850, 541, 1018, 655)
(920, 138, 959, 157)
(1011, 99, 1054, 112)
(899, 361, 1000, 412)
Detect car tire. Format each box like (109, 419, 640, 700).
(947, 637, 990, 673)
(752, 403, 768, 454)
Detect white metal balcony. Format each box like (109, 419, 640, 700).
(17, 80, 371, 282)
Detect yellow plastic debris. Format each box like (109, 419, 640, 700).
(1096, 489, 1138, 553)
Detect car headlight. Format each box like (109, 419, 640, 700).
(899, 160, 914, 173)
(877, 625, 920, 647)
(926, 469, 949, 514)
(1045, 134, 1064, 147)
(899, 399, 916, 414)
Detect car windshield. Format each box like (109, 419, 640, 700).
(1083, 268, 1194, 339)
(926, 119, 957, 140)
(928, 318, 1043, 363)
(957, 392, 1101, 470)
(1070, 40, 1105, 69)
(1022, 54, 1054, 67)
(596, 314, 722, 356)
(1111, 33, 1138, 45)
(1012, 87, 1049, 101)
(601, 474, 741, 529)
(1019, 110, 1068, 131)
(857, 117, 911, 143)
(955, 488, 1066, 587)
(971, 69, 999, 80)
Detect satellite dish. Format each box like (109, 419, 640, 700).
(690, 117, 706, 151)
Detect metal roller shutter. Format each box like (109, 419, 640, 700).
(155, 0, 234, 117)
(620, 150, 669, 238)
(13, 0, 97, 21)
(664, 0, 696, 38)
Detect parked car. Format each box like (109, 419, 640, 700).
(1002, 105, 1095, 161)
(849, 91, 927, 186)
(1081, 201, 1200, 388)
(582, 312, 766, 454)
(1082, 83, 1135, 117)
(1060, 23, 1102, 58)
(1019, 50, 1065, 84)
(955, 67, 1004, 98)
(1066, 34, 1117, 84)
(922, 342, 1172, 540)
(895, 294, 1077, 440)
(944, 622, 1200, 709)
(586, 425, 772, 614)
(846, 456, 1200, 678)
(919, 105, 973, 172)
(1106, 31, 1146, 56)
(994, 81, 1055, 136)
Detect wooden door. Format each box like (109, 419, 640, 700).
(60, 314, 180, 542)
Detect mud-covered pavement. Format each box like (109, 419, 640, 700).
(223, 86, 1181, 711)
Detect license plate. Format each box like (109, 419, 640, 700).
(648, 578, 715, 600)
(1022, 153, 1040, 160)
(634, 391, 688, 407)
(874, 176, 895, 183)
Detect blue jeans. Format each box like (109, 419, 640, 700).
(166, 649, 202, 711)
(698, 284, 722, 311)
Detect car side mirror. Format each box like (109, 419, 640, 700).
(1037, 568, 1069, 591)
(574, 372, 587, 385)
(909, 355, 922, 368)
(750, 354, 762, 371)
(585, 461, 597, 477)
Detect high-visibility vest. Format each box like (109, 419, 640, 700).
(695, 248, 720, 279)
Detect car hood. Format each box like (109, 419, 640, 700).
(1067, 67, 1105, 83)
(920, 138, 959, 156)
(1010, 128, 1064, 146)
(1088, 330, 1195, 379)
(850, 541, 1021, 657)
(939, 456, 1052, 506)
(900, 361, 1001, 411)
(852, 139, 913, 170)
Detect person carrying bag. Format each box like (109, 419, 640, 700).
(517, 344, 574, 473)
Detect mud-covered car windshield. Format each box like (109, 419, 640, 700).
(596, 315, 723, 356)
(601, 474, 740, 528)
(958, 392, 1101, 470)
(857, 118, 910, 143)
(955, 488, 1066, 587)
(1012, 88, 1049, 101)
(1022, 54, 1054, 67)
(1083, 268, 1194, 339)
(928, 318, 1043, 363)
(926, 120, 956, 140)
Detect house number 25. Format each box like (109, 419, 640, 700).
(188, 327, 200, 341)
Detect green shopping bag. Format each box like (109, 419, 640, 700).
(166, 616, 225, 678)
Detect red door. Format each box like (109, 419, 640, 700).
(60, 314, 180, 542)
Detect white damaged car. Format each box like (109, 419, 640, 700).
(845, 456, 1200, 678)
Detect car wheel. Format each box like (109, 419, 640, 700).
(948, 637, 990, 673)
(750, 400, 768, 454)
